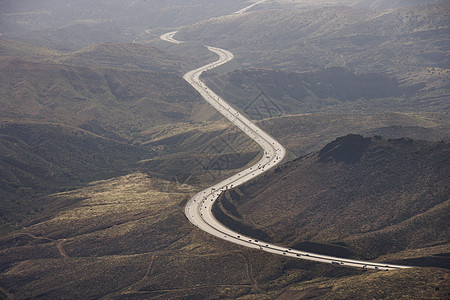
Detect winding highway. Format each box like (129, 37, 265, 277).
(234, 0, 266, 14)
(159, 3, 412, 271)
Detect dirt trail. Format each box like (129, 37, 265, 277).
(57, 240, 69, 258)
(240, 254, 260, 292)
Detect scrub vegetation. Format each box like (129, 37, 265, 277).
(0, 0, 449, 298)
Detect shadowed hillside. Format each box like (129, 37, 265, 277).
(0, 40, 263, 228)
(214, 135, 449, 266)
(203, 67, 420, 115)
(0, 1, 449, 298)
(0, 172, 448, 299)
(0, 121, 155, 223)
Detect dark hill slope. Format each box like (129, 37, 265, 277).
(214, 135, 449, 264)
(203, 67, 411, 115)
(3, 173, 448, 299)
(0, 121, 154, 223)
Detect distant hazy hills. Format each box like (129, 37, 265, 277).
(0, 0, 248, 50)
(178, 3, 449, 93)
(351, 0, 448, 9)
(214, 135, 449, 267)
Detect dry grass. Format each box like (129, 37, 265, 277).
(282, 268, 450, 299)
(214, 136, 449, 263)
(0, 172, 365, 299)
(19, 173, 194, 238)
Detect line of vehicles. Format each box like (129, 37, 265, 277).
(161, 30, 411, 271)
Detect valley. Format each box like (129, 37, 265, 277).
(0, 0, 449, 298)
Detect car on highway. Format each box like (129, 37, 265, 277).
(169, 29, 406, 272)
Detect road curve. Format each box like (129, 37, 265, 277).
(160, 28, 412, 271)
(234, 0, 266, 14)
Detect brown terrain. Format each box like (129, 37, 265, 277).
(0, 172, 448, 299)
(214, 135, 449, 266)
(0, 0, 449, 298)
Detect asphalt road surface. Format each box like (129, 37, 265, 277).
(159, 2, 412, 271)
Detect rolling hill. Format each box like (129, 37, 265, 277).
(0, 39, 262, 228)
(0, 56, 201, 131)
(0, 40, 205, 225)
(177, 2, 450, 95)
(202, 67, 417, 116)
(0, 0, 248, 50)
(0, 172, 448, 299)
(213, 135, 449, 267)
(0, 121, 155, 224)
(256, 112, 450, 158)
(0, 1, 449, 298)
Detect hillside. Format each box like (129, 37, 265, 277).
(0, 57, 262, 226)
(0, 40, 265, 227)
(0, 56, 200, 135)
(55, 42, 194, 74)
(0, 42, 197, 225)
(202, 67, 423, 116)
(256, 112, 450, 158)
(1, 172, 448, 299)
(177, 3, 449, 93)
(0, 121, 155, 224)
(0, 38, 200, 73)
(0, 117, 262, 228)
(0, 0, 248, 50)
(0, 39, 62, 61)
(213, 135, 449, 266)
(0, 173, 361, 299)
